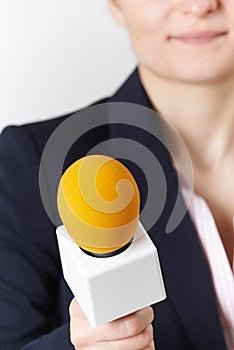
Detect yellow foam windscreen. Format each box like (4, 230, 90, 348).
(57, 155, 140, 254)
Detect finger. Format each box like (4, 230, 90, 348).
(70, 299, 154, 342)
(142, 340, 156, 350)
(97, 324, 154, 350)
(69, 298, 87, 320)
(70, 298, 94, 343)
(93, 306, 154, 342)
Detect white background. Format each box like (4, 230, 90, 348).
(0, 0, 136, 132)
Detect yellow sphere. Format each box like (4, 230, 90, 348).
(57, 155, 140, 254)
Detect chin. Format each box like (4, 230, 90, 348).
(171, 68, 227, 85)
(176, 66, 233, 85)
(153, 59, 234, 85)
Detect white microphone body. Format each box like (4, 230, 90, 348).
(56, 221, 166, 327)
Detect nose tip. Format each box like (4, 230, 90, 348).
(182, 0, 219, 16)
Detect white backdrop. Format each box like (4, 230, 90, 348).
(0, 0, 136, 132)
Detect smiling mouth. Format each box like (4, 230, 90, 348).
(169, 31, 228, 45)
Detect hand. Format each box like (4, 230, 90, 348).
(69, 297, 155, 349)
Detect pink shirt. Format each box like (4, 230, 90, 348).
(181, 186, 234, 350)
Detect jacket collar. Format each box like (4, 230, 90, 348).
(108, 67, 227, 350)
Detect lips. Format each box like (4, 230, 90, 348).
(169, 30, 228, 44)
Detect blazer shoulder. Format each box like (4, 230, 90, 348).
(3, 97, 109, 155)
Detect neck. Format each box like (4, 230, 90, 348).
(138, 65, 234, 172)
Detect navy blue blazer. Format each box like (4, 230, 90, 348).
(0, 68, 227, 350)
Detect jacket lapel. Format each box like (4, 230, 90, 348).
(108, 68, 227, 350)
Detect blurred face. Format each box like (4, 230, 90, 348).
(108, 0, 234, 84)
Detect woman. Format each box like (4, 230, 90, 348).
(0, 0, 233, 349)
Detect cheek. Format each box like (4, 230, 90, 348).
(127, 22, 169, 78)
(125, 14, 166, 63)
(122, 2, 171, 68)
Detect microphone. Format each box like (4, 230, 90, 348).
(56, 155, 166, 327)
